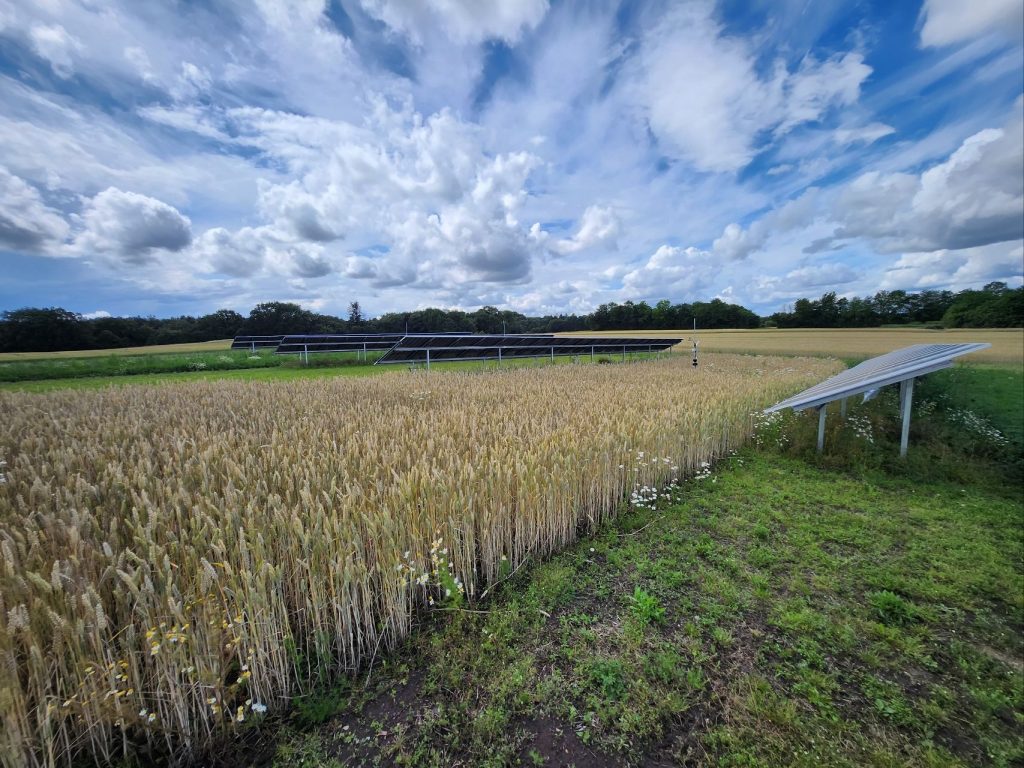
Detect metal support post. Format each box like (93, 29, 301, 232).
(498, 347, 502, 365)
(840, 398, 847, 418)
(899, 377, 914, 457)
(622, 346, 626, 362)
(550, 346, 554, 362)
(303, 344, 308, 365)
(817, 405, 827, 453)
(426, 348, 431, 371)
(590, 346, 594, 362)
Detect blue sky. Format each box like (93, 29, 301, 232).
(0, 0, 1021, 319)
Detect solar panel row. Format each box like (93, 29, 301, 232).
(374, 335, 683, 365)
(275, 334, 406, 354)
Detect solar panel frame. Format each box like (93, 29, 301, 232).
(275, 333, 408, 355)
(764, 343, 991, 414)
(230, 335, 285, 350)
(374, 335, 683, 365)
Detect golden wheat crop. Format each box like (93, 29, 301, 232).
(0, 353, 839, 767)
(562, 327, 1024, 364)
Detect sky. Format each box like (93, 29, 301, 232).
(0, 0, 1021, 320)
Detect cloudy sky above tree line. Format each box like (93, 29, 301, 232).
(0, 0, 1021, 319)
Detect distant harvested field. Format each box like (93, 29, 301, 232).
(0, 353, 838, 768)
(562, 328, 1024, 364)
(0, 338, 233, 361)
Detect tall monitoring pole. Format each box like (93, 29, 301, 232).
(691, 318, 698, 368)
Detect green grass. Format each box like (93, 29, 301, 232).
(0, 338, 233, 361)
(206, 364, 1023, 768)
(1, 350, 666, 391)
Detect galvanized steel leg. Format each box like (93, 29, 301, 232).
(817, 405, 827, 453)
(426, 348, 430, 371)
(899, 377, 914, 457)
(840, 398, 847, 418)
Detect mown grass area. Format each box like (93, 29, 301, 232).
(0, 350, 660, 391)
(218, 365, 1023, 768)
(0, 338, 233, 361)
(0, 348, 392, 384)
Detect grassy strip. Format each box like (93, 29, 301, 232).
(0, 339, 233, 361)
(0, 349, 283, 382)
(0, 351, 663, 391)
(220, 366, 1023, 768)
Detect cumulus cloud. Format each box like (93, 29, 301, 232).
(29, 24, 81, 78)
(0, 167, 69, 252)
(620, 245, 719, 299)
(213, 101, 546, 288)
(832, 114, 1024, 252)
(635, 3, 872, 173)
(358, 0, 549, 45)
(72, 188, 192, 263)
(919, 0, 1024, 47)
(880, 241, 1024, 290)
(81, 309, 111, 319)
(550, 205, 620, 255)
(712, 190, 821, 261)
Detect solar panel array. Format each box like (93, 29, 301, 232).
(230, 335, 285, 350)
(275, 333, 406, 355)
(765, 343, 991, 414)
(375, 335, 683, 365)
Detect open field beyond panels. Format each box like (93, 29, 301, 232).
(0, 353, 839, 768)
(563, 328, 1024, 365)
(0, 339, 234, 362)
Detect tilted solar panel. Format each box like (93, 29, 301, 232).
(764, 343, 991, 414)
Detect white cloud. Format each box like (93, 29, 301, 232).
(620, 245, 719, 299)
(919, 0, 1023, 47)
(784, 263, 860, 288)
(833, 114, 1024, 252)
(81, 309, 111, 319)
(833, 122, 896, 146)
(550, 205, 620, 255)
(0, 166, 69, 252)
(712, 190, 821, 260)
(880, 241, 1024, 290)
(72, 187, 192, 264)
(29, 24, 81, 78)
(222, 101, 544, 289)
(634, 3, 872, 173)
(358, 0, 549, 45)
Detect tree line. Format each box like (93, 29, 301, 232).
(0, 284, 1020, 353)
(768, 283, 1023, 329)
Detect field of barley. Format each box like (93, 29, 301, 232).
(0, 353, 838, 768)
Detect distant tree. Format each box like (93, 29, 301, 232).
(347, 301, 364, 328)
(0, 307, 87, 352)
(241, 302, 316, 335)
(193, 309, 245, 341)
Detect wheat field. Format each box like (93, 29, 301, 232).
(563, 328, 1024, 364)
(0, 353, 839, 767)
